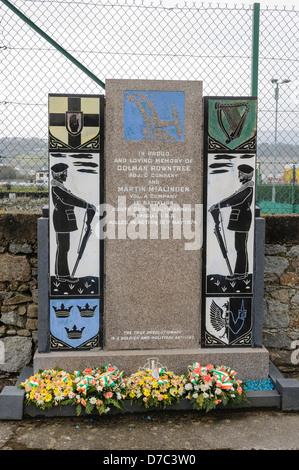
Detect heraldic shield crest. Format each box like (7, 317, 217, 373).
(50, 298, 100, 350)
(49, 95, 101, 151)
(206, 97, 257, 152)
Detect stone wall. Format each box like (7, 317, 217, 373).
(263, 215, 299, 376)
(0, 212, 298, 376)
(0, 213, 40, 372)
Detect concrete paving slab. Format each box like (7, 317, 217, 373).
(0, 409, 298, 451)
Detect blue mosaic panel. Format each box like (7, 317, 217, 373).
(50, 298, 100, 350)
(124, 90, 185, 142)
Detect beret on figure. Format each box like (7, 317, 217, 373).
(51, 163, 69, 174)
(238, 164, 254, 177)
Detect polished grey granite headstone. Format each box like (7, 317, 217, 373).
(104, 79, 203, 351)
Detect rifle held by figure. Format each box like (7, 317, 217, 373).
(72, 204, 96, 277)
(209, 204, 233, 276)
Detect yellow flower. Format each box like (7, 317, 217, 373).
(129, 391, 136, 398)
(46, 384, 52, 391)
(163, 394, 168, 400)
(29, 391, 35, 400)
(44, 393, 52, 402)
(143, 389, 150, 397)
(53, 388, 60, 394)
(41, 389, 47, 396)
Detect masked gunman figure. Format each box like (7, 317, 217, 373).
(209, 164, 254, 281)
(51, 163, 96, 283)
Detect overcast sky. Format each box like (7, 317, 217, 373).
(0, 0, 297, 143)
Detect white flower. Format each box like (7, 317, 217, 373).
(185, 383, 193, 391)
(76, 394, 81, 400)
(203, 392, 209, 399)
(199, 384, 209, 392)
(105, 407, 110, 413)
(96, 385, 103, 392)
(192, 393, 198, 399)
(116, 392, 122, 400)
(194, 385, 200, 391)
(215, 388, 222, 395)
(36, 397, 45, 405)
(89, 397, 97, 404)
(54, 390, 64, 401)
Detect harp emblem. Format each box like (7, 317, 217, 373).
(215, 102, 250, 144)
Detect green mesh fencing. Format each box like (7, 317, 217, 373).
(0, 0, 298, 213)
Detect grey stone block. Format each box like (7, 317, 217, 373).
(37, 216, 49, 352)
(23, 392, 282, 418)
(253, 217, 265, 347)
(244, 390, 281, 409)
(33, 346, 270, 381)
(276, 378, 299, 411)
(24, 403, 77, 418)
(269, 362, 284, 384)
(0, 386, 24, 420)
(16, 366, 33, 386)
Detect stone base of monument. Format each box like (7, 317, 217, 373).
(33, 347, 269, 381)
(3, 362, 299, 421)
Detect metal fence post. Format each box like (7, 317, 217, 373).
(292, 165, 296, 213)
(251, 3, 260, 98)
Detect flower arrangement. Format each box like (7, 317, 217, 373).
(20, 369, 75, 410)
(125, 368, 184, 409)
(71, 365, 128, 416)
(19, 365, 127, 416)
(19, 362, 248, 415)
(182, 362, 247, 413)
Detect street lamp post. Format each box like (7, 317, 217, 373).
(271, 78, 291, 203)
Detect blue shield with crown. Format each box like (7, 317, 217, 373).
(50, 298, 100, 349)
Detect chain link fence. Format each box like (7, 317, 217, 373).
(0, 0, 298, 213)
